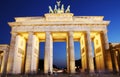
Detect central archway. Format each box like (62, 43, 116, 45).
(53, 42, 67, 72)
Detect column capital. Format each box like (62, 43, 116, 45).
(46, 31, 50, 34)
(68, 32, 74, 40)
(103, 30, 108, 33)
(28, 32, 34, 35)
(10, 32, 18, 35)
(45, 31, 50, 33)
(45, 31, 52, 35)
(86, 31, 91, 34)
(68, 31, 73, 33)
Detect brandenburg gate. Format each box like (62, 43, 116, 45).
(6, 2, 112, 74)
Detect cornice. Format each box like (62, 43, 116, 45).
(8, 21, 110, 27)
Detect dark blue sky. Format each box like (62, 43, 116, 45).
(0, 0, 120, 67)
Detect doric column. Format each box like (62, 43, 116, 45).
(66, 37, 70, 73)
(7, 33, 17, 74)
(117, 51, 120, 74)
(7, 33, 26, 74)
(0, 54, 3, 73)
(25, 32, 33, 73)
(80, 33, 88, 72)
(68, 32, 75, 73)
(0, 46, 9, 74)
(49, 32, 53, 74)
(44, 32, 53, 74)
(12, 35, 20, 73)
(7, 34, 24, 74)
(99, 32, 108, 72)
(86, 31, 94, 73)
(31, 34, 39, 73)
(25, 32, 39, 74)
(103, 31, 109, 49)
(100, 31, 112, 72)
(12, 35, 26, 74)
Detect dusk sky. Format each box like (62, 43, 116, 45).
(0, 0, 120, 67)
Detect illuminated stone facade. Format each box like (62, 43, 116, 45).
(109, 43, 120, 73)
(6, 12, 112, 74)
(0, 45, 9, 74)
(0, 2, 118, 75)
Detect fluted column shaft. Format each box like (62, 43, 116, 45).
(7, 33, 17, 74)
(25, 32, 33, 73)
(103, 31, 109, 49)
(44, 32, 53, 74)
(25, 32, 39, 74)
(100, 31, 110, 72)
(80, 33, 88, 72)
(12, 35, 22, 74)
(66, 37, 70, 73)
(68, 32, 75, 73)
(86, 31, 94, 72)
(1, 47, 9, 74)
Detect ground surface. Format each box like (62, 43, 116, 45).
(0, 73, 120, 77)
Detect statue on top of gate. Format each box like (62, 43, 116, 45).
(48, 1, 71, 14)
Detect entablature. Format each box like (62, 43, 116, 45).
(9, 13, 110, 27)
(8, 21, 110, 27)
(11, 25, 107, 32)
